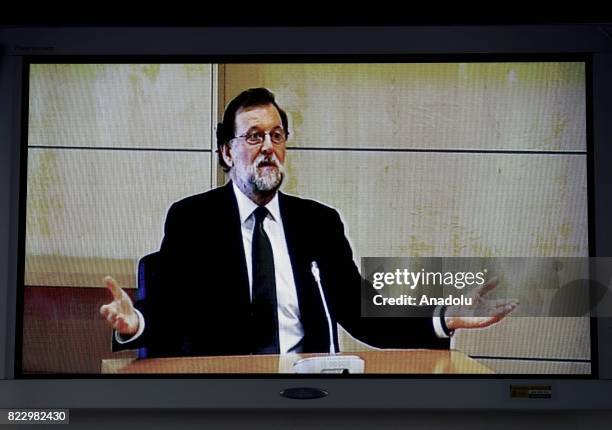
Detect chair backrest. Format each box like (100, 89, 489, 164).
(135, 251, 162, 359)
(137, 251, 162, 301)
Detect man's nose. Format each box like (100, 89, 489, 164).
(260, 134, 274, 153)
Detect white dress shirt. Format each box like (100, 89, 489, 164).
(231, 182, 304, 353)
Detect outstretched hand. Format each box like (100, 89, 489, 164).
(99, 276, 139, 336)
(444, 277, 519, 331)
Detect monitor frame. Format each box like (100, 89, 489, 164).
(1, 25, 612, 409)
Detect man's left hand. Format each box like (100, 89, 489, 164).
(444, 277, 519, 331)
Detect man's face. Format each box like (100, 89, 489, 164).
(225, 104, 287, 194)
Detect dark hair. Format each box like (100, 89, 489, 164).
(216, 87, 289, 172)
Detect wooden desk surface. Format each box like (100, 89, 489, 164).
(102, 350, 494, 374)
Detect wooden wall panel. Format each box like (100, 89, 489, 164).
(29, 64, 214, 150)
(224, 63, 585, 151)
(25, 149, 212, 287)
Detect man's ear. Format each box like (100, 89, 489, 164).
(220, 143, 233, 168)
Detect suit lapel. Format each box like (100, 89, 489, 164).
(279, 192, 329, 351)
(219, 182, 251, 309)
(278, 192, 311, 297)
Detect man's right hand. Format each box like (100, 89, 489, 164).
(99, 276, 140, 336)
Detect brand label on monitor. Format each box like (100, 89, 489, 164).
(510, 385, 552, 399)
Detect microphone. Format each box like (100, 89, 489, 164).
(292, 261, 364, 374)
(311, 261, 336, 354)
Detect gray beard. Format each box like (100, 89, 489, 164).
(234, 159, 285, 194)
(251, 166, 283, 191)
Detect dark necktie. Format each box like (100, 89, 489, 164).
(251, 206, 280, 354)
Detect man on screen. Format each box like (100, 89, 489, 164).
(99, 88, 518, 357)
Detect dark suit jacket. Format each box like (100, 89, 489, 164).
(114, 182, 449, 357)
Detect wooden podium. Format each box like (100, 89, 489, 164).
(101, 350, 493, 374)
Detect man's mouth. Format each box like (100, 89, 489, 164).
(257, 161, 278, 168)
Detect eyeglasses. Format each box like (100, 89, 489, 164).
(232, 127, 289, 145)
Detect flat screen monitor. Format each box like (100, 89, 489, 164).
(1, 25, 612, 410)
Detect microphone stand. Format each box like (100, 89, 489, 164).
(292, 262, 365, 374)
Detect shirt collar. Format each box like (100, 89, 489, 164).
(232, 181, 281, 225)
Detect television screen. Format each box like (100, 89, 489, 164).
(18, 59, 596, 377)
